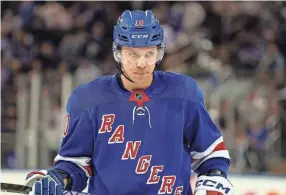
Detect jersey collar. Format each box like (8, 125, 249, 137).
(110, 71, 166, 98)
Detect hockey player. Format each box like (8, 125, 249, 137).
(25, 10, 233, 195)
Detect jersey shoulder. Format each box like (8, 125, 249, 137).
(156, 71, 202, 102)
(67, 75, 115, 113)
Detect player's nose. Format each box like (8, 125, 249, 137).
(136, 57, 147, 68)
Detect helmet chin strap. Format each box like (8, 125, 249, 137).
(121, 69, 134, 83)
(116, 62, 134, 83)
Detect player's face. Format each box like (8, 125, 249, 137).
(120, 46, 158, 83)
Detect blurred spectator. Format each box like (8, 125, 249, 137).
(10, 30, 35, 67)
(74, 58, 102, 86)
(218, 99, 228, 131)
(244, 120, 269, 172)
(238, 89, 268, 126)
(81, 21, 109, 62)
(37, 42, 59, 70)
(277, 72, 286, 159)
(19, 1, 36, 29)
(58, 32, 87, 67)
(35, 2, 73, 30)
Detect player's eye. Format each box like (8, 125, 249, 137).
(146, 51, 155, 57)
(129, 52, 137, 57)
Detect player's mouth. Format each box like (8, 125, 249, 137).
(133, 72, 149, 75)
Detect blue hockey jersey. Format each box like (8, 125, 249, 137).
(53, 71, 230, 195)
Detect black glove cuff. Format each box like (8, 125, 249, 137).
(55, 169, 73, 190)
(199, 169, 227, 178)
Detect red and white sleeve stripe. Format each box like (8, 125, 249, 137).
(191, 136, 230, 171)
(54, 155, 92, 177)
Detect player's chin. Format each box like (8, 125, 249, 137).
(132, 73, 150, 79)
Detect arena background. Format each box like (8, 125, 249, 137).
(1, 1, 286, 194)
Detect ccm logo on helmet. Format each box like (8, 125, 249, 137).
(196, 179, 231, 194)
(132, 34, 149, 39)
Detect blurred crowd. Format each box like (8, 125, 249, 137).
(1, 1, 286, 173)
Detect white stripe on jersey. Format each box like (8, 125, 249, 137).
(190, 136, 230, 171)
(191, 136, 224, 159)
(191, 150, 230, 171)
(54, 155, 92, 177)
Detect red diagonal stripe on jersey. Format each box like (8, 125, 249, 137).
(83, 165, 93, 176)
(213, 142, 226, 152)
(191, 142, 226, 162)
(27, 171, 46, 177)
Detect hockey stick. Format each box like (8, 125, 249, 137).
(1, 182, 31, 194)
(0, 182, 93, 195)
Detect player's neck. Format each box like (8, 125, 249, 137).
(120, 74, 153, 92)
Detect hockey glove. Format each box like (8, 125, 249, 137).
(25, 169, 67, 195)
(33, 177, 63, 195)
(194, 173, 233, 195)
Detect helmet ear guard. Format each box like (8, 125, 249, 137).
(112, 42, 121, 63)
(156, 43, 166, 64)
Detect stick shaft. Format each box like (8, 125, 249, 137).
(1, 182, 93, 195)
(1, 182, 31, 194)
